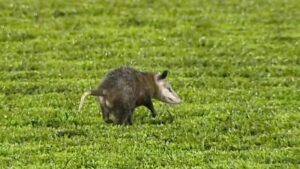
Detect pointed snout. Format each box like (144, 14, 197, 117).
(166, 94, 181, 104)
(172, 97, 181, 104)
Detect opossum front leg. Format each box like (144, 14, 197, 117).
(144, 100, 157, 118)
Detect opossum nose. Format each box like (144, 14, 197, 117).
(175, 94, 182, 103)
(169, 97, 181, 104)
(175, 98, 181, 104)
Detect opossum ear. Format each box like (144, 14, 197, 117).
(158, 70, 168, 80)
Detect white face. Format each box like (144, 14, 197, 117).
(155, 71, 181, 104)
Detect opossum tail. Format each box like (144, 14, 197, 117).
(78, 90, 99, 111)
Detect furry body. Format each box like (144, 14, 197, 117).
(79, 67, 180, 125)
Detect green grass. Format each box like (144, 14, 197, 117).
(0, 0, 299, 168)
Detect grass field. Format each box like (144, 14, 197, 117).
(0, 0, 299, 168)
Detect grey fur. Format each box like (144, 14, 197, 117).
(79, 67, 180, 125)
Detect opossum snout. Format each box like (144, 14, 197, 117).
(167, 96, 181, 104)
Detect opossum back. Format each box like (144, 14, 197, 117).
(99, 67, 138, 93)
(98, 67, 138, 108)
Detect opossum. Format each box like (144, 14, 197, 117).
(78, 67, 181, 125)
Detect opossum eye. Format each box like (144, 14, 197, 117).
(167, 87, 172, 92)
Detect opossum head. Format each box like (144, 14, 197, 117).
(155, 70, 181, 104)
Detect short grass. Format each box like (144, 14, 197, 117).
(0, 0, 299, 168)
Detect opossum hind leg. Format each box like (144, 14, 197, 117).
(100, 105, 113, 123)
(125, 114, 133, 125)
(114, 109, 133, 125)
(98, 96, 113, 123)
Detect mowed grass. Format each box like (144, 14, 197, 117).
(0, 0, 299, 168)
